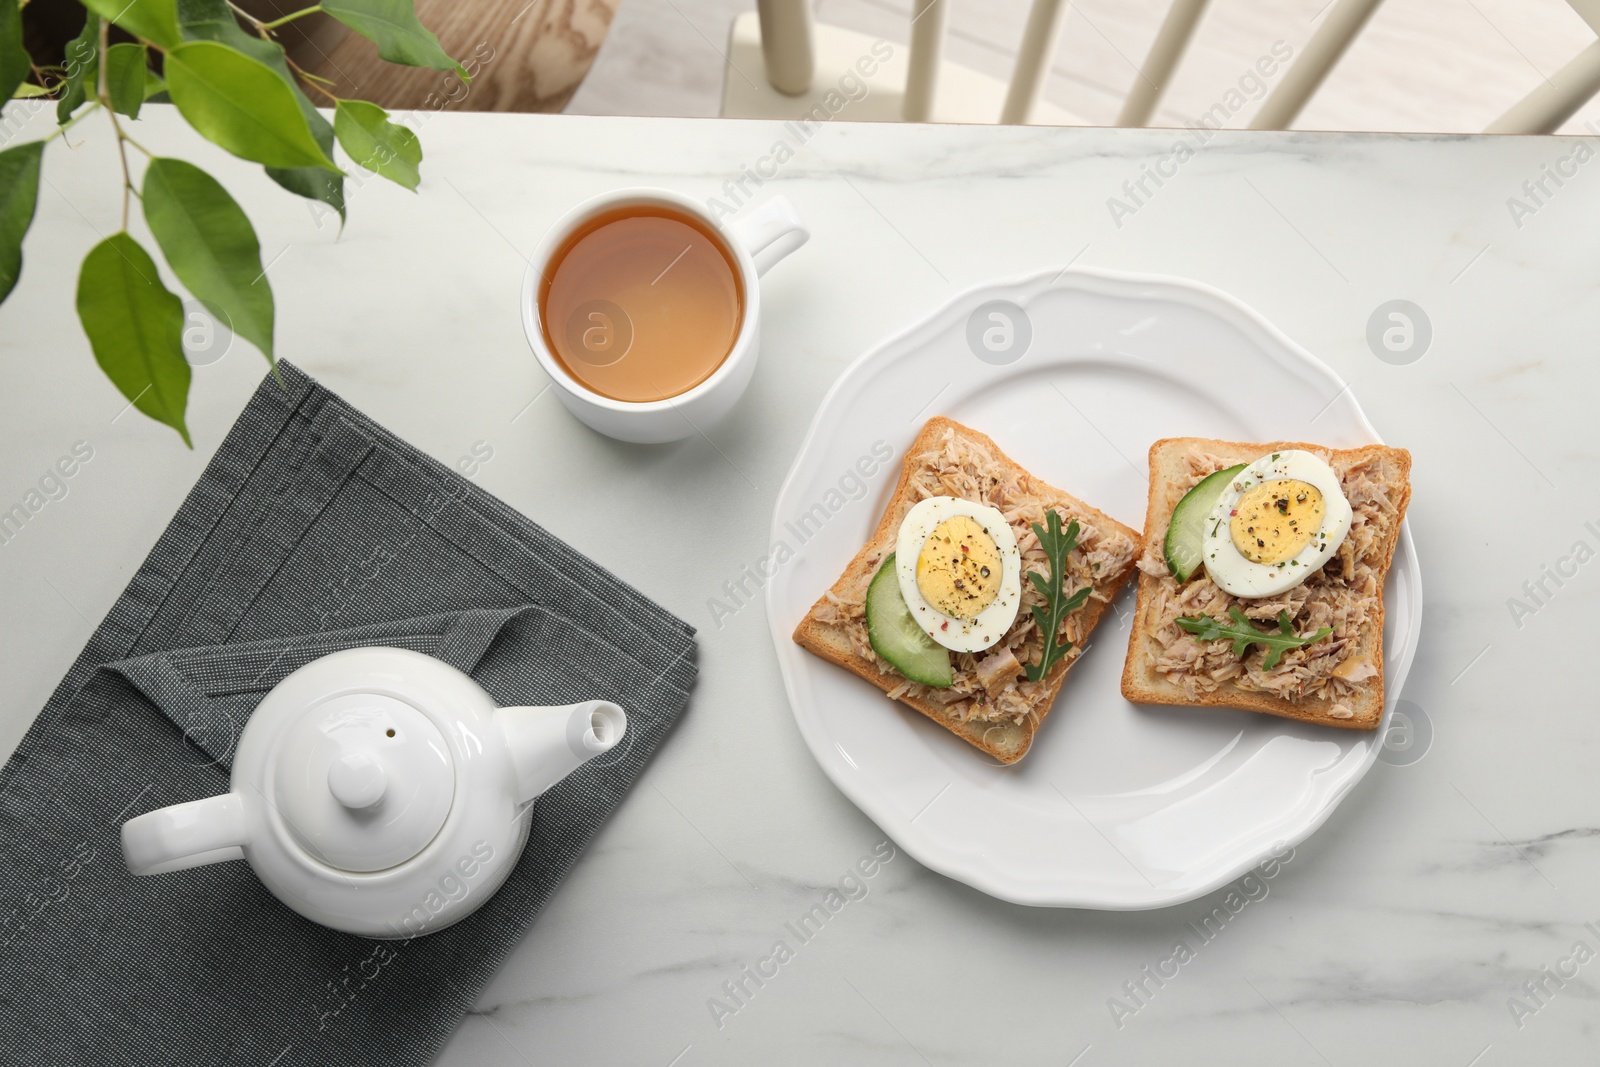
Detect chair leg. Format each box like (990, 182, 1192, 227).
(757, 0, 816, 96)
(904, 0, 949, 122)
(1249, 0, 1384, 130)
(1118, 0, 1212, 128)
(1001, 0, 1071, 125)
(1486, 38, 1600, 134)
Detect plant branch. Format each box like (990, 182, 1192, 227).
(284, 53, 340, 103)
(96, 18, 134, 230)
(226, 1, 266, 28)
(43, 101, 101, 143)
(261, 5, 322, 30)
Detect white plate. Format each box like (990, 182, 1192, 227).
(766, 268, 1421, 909)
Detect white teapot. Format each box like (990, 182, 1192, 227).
(121, 646, 626, 938)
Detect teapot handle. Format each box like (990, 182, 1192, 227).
(122, 794, 249, 876)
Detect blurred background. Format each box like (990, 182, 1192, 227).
(22, 0, 1600, 134)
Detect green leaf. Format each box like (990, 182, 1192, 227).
(1, 0, 30, 104)
(143, 71, 166, 99)
(12, 81, 51, 98)
(0, 139, 44, 305)
(142, 158, 274, 367)
(164, 41, 339, 171)
(75, 233, 192, 446)
(1175, 607, 1333, 671)
(105, 42, 147, 119)
(334, 99, 420, 190)
(80, 0, 180, 49)
(56, 16, 98, 125)
(175, 0, 346, 222)
(321, 0, 465, 78)
(1022, 511, 1091, 683)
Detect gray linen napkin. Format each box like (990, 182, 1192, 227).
(0, 363, 697, 1066)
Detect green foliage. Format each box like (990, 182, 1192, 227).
(175, 0, 347, 224)
(81, 0, 181, 50)
(0, 0, 29, 103)
(56, 17, 99, 125)
(322, 0, 466, 78)
(335, 99, 420, 190)
(1176, 607, 1334, 670)
(105, 43, 148, 119)
(0, 140, 44, 303)
(14, 0, 460, 441)
(1023, 511, 1092, 683)
(76, 234, 193, 446)
(143, 158, 275, 365)
(164, 42, 339, 170)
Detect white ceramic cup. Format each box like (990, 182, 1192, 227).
(520, 188, 808, 444)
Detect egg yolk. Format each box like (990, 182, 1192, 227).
(1229, 479, 1324, 565)
(915, 515, 1003, 620)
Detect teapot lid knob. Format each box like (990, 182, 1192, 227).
(327, 750, 387, 810)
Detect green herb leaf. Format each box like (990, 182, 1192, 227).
(0, 0, 31, 104)
(75, 233, 192, 446)
(1023, 510, 1092, 683)
(13, 82, 52, 98)
(56, 16, 99, 125)
(143, 158, 274, 367)
(334, 99, 421, 190)
(164, 41, 339, 171)
(105, 42, 147, 119)
(0, 139, 44, 305)
(175, 0, 346, 225)
(321, 0, 466, 78)
(143, 72, 167, 100)
(81, 0, 181, 49)
(1176, 606, 1333, 670)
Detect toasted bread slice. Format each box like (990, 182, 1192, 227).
(1121, 437, 1412, 730)
(793, 417, 1141, 763)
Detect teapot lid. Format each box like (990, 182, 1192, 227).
(269, 692, 454, 873)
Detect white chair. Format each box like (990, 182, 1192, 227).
(720, 0, 1600, 133)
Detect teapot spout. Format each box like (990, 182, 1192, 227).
(499, 700, 627, 804)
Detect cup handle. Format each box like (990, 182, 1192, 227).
(728, 196, 809, 278)
(122, 794, 249, 876)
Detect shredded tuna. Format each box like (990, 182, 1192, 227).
(809, 425, 1139, 724)
(1136, 445, 1405, 703)
(974, 645, 1021, 696)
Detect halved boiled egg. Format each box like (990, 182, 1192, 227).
(1201, 450, 1352, 598)
(895, 496, 1022, 653)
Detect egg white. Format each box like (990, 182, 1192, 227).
(1200, 450, 1352, 599)
(895, 496, 1022, 653)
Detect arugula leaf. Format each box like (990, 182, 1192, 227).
(1176, 606, 1332, 670)
(1023, 510, 1092, 683)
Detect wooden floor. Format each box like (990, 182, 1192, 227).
(568, 0, 1600, 134)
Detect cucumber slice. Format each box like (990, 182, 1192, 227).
(1164, 463, 1247, 581)
(865, 553, 953, 688)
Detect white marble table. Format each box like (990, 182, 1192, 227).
(2, 104, 1597, 1066)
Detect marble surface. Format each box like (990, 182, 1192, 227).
(2, 104, 1599, 1066)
